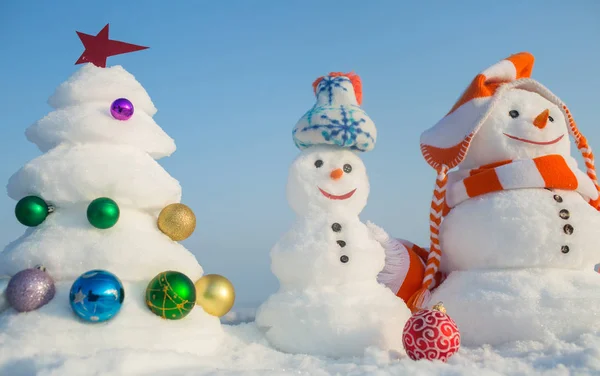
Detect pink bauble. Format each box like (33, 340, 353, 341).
(402, 303, 460, 362)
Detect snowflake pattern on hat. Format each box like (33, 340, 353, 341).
(293, 74, 377, 152)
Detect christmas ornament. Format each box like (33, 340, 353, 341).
(70, 269, 124, 323)
(110, 98, 134, 120)
(6, 266, 55, 312)
(75, 24, 149, 68)
(0, 275, 10, 313)
(146, 271, 196, 320)
(157, 203, 196, 241)
(87, 197, 120, 229)
(402, 302, 460, 362)
(15, 196, 52, 227)
(194, 274, 235, 317)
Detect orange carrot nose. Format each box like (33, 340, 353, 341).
(533, 109, 550, 129)
(330, 168, 344, 180)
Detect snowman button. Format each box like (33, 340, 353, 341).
(340, 255, 349, 263)
(561, 245, 570, 254)
(553, 194, 563, 203)
(559, 209, 570, 220)
(332, 223, 342, 232)
(563, 224, 574, 235)
(337, 240, 346, 248)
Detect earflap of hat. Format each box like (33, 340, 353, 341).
(420, 52, 535, 170)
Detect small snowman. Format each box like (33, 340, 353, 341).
(255, 72, 411, 357)
(404, 52, 600, 345)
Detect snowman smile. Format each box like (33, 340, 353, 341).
(318, 188, 357, 200)
(503, 133, 565, 145)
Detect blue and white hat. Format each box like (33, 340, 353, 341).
(293, 72, 377, 152)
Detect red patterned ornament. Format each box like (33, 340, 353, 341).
(402, 302, 460, 362)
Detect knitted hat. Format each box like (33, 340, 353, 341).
(408, 52, 600, 312)
(293, 72, 377, 152)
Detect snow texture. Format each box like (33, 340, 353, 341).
(1, 315, 600, 375)
(440, 189, 600, 272)
(7, 144, 181, 211)
(37, 64, 175, 158)
(0, 63, 223, 365)
(0, 208, 201, 281)
(27, 102, 175, 159)
(0, 282, 223, 364)
(430, 268, 600, 346)
(256, 145, 411, 357)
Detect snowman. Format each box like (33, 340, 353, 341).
(255, 72, 411, 357)
(399, 52, 600, 346)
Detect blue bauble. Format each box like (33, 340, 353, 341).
(69, 270, 124, 323)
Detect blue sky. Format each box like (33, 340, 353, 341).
(0, 1, 599, 307)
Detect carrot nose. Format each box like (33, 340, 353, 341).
(330, 168, 343, 180)
(533, 109, 550, 129)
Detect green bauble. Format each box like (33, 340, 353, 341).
(87, 197, 119, 229)
(15, 196, 49, 227)
(145, 271, 196, 320)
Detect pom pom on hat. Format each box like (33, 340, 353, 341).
(407, 52, 600, 312)
(293, 72, 376, 152)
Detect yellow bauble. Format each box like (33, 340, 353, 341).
(194, 274, 235, 317)
(157, 203, 196, 241)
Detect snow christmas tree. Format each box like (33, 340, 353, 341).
(0, 25, 226, 363)
(256, 72, 411, 357)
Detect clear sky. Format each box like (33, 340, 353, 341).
(0, 1, 599, 307)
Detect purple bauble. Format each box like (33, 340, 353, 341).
(110, 98, 134, 121)
(6, 267, 55, 312)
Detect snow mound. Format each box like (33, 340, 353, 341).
(255, 283, 410, 358)
(0, 208, 201, 280)
(7, 143, 181, 210)
(26, 103, 175, 158)
(48, 64, 157, 116)
(2, 320, 599, 375)
(430, 268, 600, 346)
(0, 281, 223, 369)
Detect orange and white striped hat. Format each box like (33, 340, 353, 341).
(407, 52, 599, 312)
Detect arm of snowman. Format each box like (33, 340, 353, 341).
(367, 221, 427, 303)
(367, 221, 446, 302)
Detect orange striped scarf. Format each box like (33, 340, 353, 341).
(446, 154, 600, 209)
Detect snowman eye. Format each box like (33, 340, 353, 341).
(548, 116, 554, 122)
(509, 110, 520, 118)
(314, 160, 323, 168)
(343, 164, 352, 173)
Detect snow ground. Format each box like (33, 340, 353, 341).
(2, 307, 599, 376)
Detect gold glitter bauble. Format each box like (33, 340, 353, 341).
(157, 203, 196, 241)
(194, 274, 235, 317)
(432, 302, 446, 314)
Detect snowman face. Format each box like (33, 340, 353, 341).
(461, 89, 571, 169)
(287, 145, 369, 216)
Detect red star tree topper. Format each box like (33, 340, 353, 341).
(75, 24, 148, 68)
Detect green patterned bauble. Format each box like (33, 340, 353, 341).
(15, 196, 50, 227)
(87, 197, 120, 229)
(145, 271, 196, 320)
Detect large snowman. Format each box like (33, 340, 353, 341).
(255, 72, 411, 357)
(404, 52, 600, 346)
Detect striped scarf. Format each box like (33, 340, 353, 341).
(446, 154, 600, 209)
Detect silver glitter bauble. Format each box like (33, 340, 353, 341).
(6, 267, 55, 312)
(0, 275, 10, 313)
